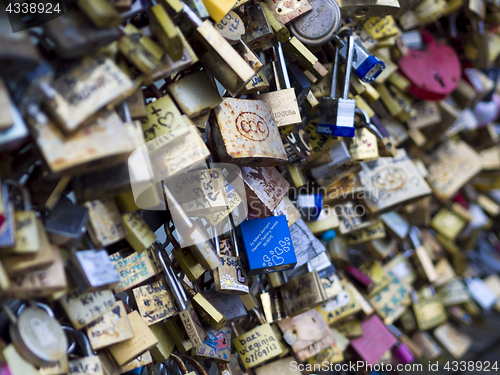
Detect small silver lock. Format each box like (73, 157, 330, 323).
(3, 302, 68, 367)
(317, 32, 356, 138)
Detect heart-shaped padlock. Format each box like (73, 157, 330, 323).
(398, 30, 461, 101)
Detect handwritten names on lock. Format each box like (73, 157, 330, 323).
(85, 199, 126, 248)
(232, 323, 282, 369)
(362, 16, 399, 40)
(109, 249, 160, 293)
(60, 289, 115, 329)
(349, 128, 378, 162)
(317, 280, 361, 324)
(346, 220, 386, 245)
(87, 300, 134, 350)
(133, 278, 178, 325)
(68, 356, 104, 375)
(305, 122, 338, 158)
(166, 168, 227, 215)
(141, 95, 184, 142)
(13, 211, 39, 253)
(49, 58, 134, 132)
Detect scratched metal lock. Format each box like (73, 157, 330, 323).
(39, 57, 134, 134)
(210, 98, 288, 166)
(426, 139, 483, 202)
(258, 42, 301, 128)
(3, 302, 66, 368)
(280, 270, 326, 316)
(241, 4, 274, 50)
(289, 0, 341, 46)
(277, 309, 333, 361)
(231, 308, 283, 369)
(107, 310, 158, 367)
(84, 199, 126, 248)
(264, 0, 313, 24)
(168, 70, 222, 119)
(213, 222, 249, 295)
(241, 166, 289, 219)
(86, 300, 134, 350)
(156, 244, 206, 347)
(357, 149, 432, 215)
(133, 277, 178, 326)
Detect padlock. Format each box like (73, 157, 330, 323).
(162, 354, 196, 375)
(156, 244, 206, 347)
(42, 8, 121, 60)
(0, 180, 37, 254)
(179, 4, 255, 96)
(241, 4, 274, 50)
(349, 314, 398, 365)
(26, 104, 136, 176)
(347, 249, 392, 296)
(213, 220, 250, 295)
(464, 276, 498, 310)
(280, 270, 326, 316)
(109, 245, 159, 292)
(238, 213, 297, 275)
(148, 0, 183, 61)
(411, 331, 442, 359)
(282, 36, 328, 79)
(277, 309, 333, 361)
(85, 300, 134, 351)
(105, 309, 157, 367)
(215, 11, 245, 44)
(282, 121, 313, 165)
(69, 242, 121, 292)
(85, 199, 126, 248)
(77, 0, 121, 28)
(203, 290, 247, 321)
(369, 271, 411, 324)
(288, 0, 341, 47)
(132, 277, 178, 325)
(264, 0, 313, 24)
(386, 324, 415, 364)
(231, 308, 283, 369)
(408, 227, 438, 283)
(168, 70, 222, 119)
(316, 34, 356, 138)
(433, 323, 472, 359)
(39, 57, 134, 134)
(437, 279, 470, 307)
(398, 30, 461, 101)
(181, 281, 227, 330)
(261, 3, 291, 43)
(1, 302, 67, 367)
(338, 36, 385, 83)
(117, 28, 162, 76)
(258, 42, 301, 128)
(210, 98, 288, 166)
(411, 287, 447, 331)
(191, 326, 231, 362)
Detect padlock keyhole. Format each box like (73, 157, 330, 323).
(434, 73, 445, 87)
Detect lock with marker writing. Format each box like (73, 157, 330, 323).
(316, 34, 356, 137)
(156, 243, 206, 347)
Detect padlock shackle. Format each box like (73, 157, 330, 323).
(183, 355, 209, 375)
(276, 41, 291, 90)
(157, 246, 188, 311)
(330, 45, 339, 99)
(343, 34, 354, 100)
(168, 353, 192, 375)
(182, 2, 203, 27)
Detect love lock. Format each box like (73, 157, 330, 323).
(398, 29, 461, 101)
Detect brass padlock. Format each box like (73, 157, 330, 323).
(280, 270, 327, 316)
(132, 277, 178, 325)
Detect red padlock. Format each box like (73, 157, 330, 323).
(398, 30, 461, 101)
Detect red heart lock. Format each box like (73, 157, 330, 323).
(398, 30, 461, 101)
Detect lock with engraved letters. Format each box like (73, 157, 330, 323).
(259, 42, 301, 128)
(238, 212, 297, 275)
(316, 35, 356, 138)
(2, 302, 68, 367)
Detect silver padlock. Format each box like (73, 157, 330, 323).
(2, 302, 68, 367)
(316, 33, 356, 138)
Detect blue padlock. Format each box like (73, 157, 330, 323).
(237, 215, 297, 275)
(296, 193, 323, 221)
